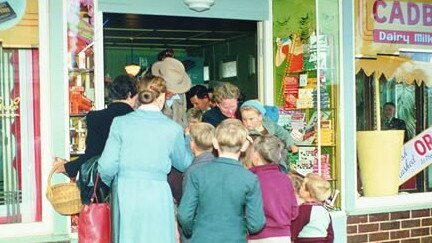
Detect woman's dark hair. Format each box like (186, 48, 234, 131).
(108, 75, 138, 100)
(189, 85, 210, 99)
(157, 48, 175, 61)
(186, 85, 211, 109)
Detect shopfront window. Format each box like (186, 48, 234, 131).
(273, 0, 341, 208)
(356, 51, 432, 194)
(354, 0, 432, 200)
(0, 0, 41, 224)
(0, 45, 41, 224)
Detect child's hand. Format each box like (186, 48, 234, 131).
(185, 126, 191, 136)
(290, 145, 299, 153)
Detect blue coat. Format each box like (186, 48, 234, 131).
(98, 109, 193, 243)
(178, 157, 266, 243)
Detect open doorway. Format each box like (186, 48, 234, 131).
(102, 13, 259, 104)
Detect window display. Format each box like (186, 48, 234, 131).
(0, 45, 41, 224)
(67, 0, 95, 233)
(68, 0, 95, 157)
(273, 0, 340, 208)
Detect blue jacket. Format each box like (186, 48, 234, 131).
(178, 157, 266, 243)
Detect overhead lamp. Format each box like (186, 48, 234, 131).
(184, 0, 215, 12)
(124, 38, 141, 76)
(125, 64, 141, 77)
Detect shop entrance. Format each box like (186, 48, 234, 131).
(102, 13, 259, 104)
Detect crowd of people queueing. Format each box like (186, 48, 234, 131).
(52, 53, 334, 243)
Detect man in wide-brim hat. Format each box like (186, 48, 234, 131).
(152, 57, 192, 128)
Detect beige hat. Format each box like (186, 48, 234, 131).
(151, 57, 192, 94)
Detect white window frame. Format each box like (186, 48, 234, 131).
(0, 0, 56, 238)
(342, 0, 432, 216)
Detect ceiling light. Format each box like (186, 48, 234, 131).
(184, 0, 215, 12)
(125, 64, 141, 77)
(124, 38, 141, 76)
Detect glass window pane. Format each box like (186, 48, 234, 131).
(0, 46, 41, 224)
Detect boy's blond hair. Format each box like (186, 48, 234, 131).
(213, 83, 240, 103)
(215, 119, 248, 153)
(189, 122, 215, 152)
(187, 108, 203, 123)
(304, 173, 332, 202)
(253, 135, 283, 164)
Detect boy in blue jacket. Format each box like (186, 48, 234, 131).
(178, 119, 266, 243)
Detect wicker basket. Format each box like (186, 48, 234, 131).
(46, 167, 83, 215)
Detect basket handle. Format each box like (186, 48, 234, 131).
(47, 162, 66, 193)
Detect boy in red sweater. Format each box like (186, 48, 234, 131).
(291, 173, 334, 242)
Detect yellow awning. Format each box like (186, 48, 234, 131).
(355, 56, 432, 86)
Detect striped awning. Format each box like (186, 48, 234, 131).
(355, 56, 432, 86)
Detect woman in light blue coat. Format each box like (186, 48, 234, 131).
(98, 75, 192, 243)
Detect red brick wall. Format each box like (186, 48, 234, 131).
(347, 209, 432, 242)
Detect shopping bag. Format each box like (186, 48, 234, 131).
(77, 156, 110, 205)
(78, 173, 111, 243)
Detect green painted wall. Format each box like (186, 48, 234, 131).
(191, 34, 258, 100)
(103, 47, 187, 78)
(105, 34, 258, 100)
(104, 47, 204, 86)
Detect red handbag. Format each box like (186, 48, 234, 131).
(78, 174, 111, 243)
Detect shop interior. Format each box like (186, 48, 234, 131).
(102, 13, 259, 102)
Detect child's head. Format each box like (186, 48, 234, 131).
(288, 171, 304, 194)
(189, 122, 215, 153)
(214, 119, 249, 154)
(300, 173, 332, 202)
(288, 171, 305, 204)
(240, 100, 266, 130)
(251, 135, 284, 165)
(187, 108, 203, 125)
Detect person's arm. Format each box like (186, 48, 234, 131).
(291, 205, 312, 239)
(288, 181, 299, 220)
(63, 153, 91, 177)
(245, 178, 266, 234)
(170, 129, 193, 172)
(63, 114, 98, 177)
(275, 42, 287, 67)
(178, 171, 200, 237)
(97, 119, 122, 186)
(201, 109, 219, 127)
(265, 117, 297, 152)
(399, 119, 409, 142)
(326, 218, 334, 243)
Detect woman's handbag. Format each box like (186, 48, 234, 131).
(77, 156, 110, 204)
(46, 166, 83, 215)
(78, 173, 111, 243)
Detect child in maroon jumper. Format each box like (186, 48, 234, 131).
(247, 135, 299, 243)
(291, 173, 334, 243)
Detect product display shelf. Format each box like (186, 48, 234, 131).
(66, 0, 97, 235)
(277, 29, 338, 207)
